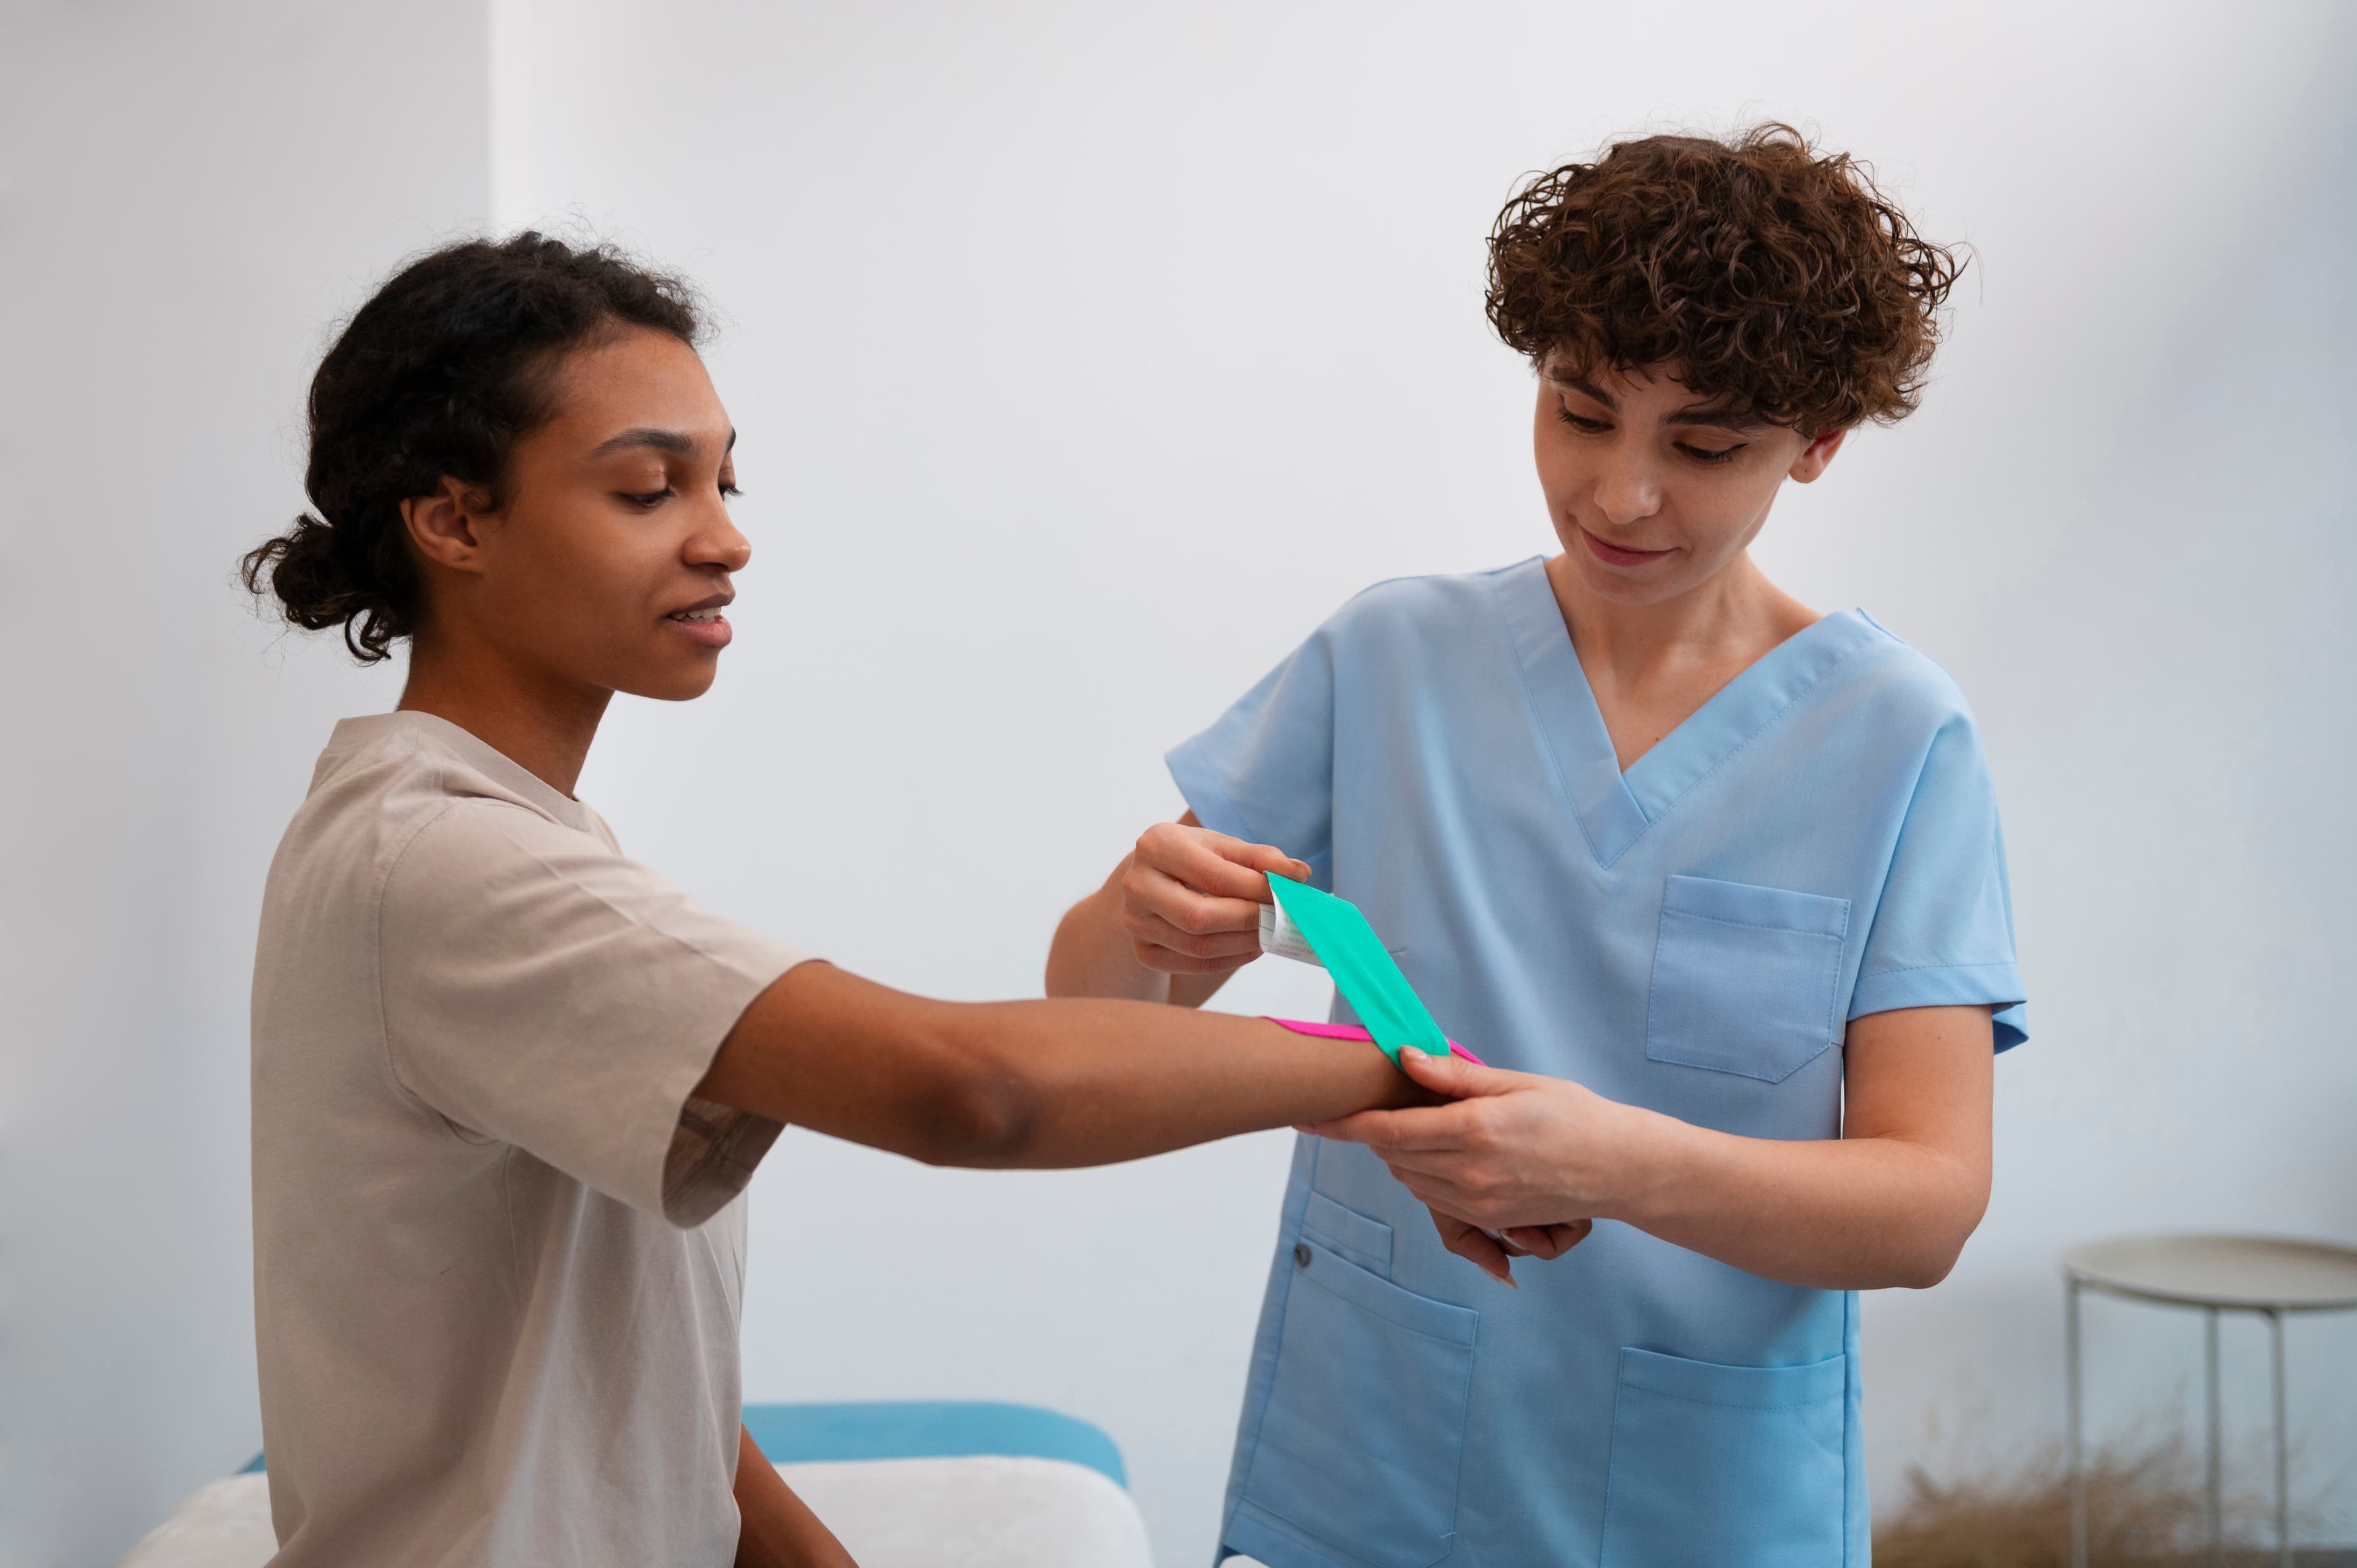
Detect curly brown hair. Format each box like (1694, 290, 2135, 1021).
(241, 233, 703, 663)
(1487, 124, 1962, 432)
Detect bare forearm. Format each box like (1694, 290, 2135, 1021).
(1045, 864, 1229, 1008)
(700, 962, 1417, 1168)
(1609, 1111, 1987, 1289)
(1045, 873, 1172, 1000)
(733, 1425, 856, 1568)
(951, 996, 1417, 1167)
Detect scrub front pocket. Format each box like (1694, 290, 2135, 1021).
(1598, 1346, 1848, 1567)
(1234, 1235, 1477, 1568)
(1646, 875, 1851, 1083)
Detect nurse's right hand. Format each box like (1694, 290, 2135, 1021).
(1119, 816, 1310, 975)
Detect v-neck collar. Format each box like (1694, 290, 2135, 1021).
(1492, 557, 1884, 867)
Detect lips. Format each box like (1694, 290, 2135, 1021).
(1580, 528, 1676, 568)
(664, 593, 733, 649)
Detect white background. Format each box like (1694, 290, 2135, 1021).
(4, 5, 472, 1565)
(8, 2, 2355, 1564)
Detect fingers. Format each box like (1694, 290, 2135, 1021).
(1233, 838, 1314, 886)
(1132, 940, 1259, 976)
(1133, 821, 1307, 903)
(1128, 905, 1264, 964)
(1119, 821, 1312, 975)
(1396, 1045, 1519, 1100)
(1302, 1097, 1484, 1153)
(1121, 857, 1263, 937)
(1386, 1164, 1592, 1261)
(1503, 1220, 1593, 1260)
(1185, 826, 1311, 889)
(1299, 1108, 1398, 1143)
(1428, 1210, 1517, 1289)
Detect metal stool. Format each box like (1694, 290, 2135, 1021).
(2064, 1233, 2357, 1568)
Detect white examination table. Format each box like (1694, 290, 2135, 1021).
(116, 1402, 1156, 1568)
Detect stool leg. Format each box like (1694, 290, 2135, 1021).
(2067, 1277, 2087, 1568)
(2205, 1305, 2223, 1567)
(2268, 1308, 2288, 1568)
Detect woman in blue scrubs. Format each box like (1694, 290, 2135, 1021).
(1047, 125, 2023, 1566)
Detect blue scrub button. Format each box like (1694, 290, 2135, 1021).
(1293, 1243, 1312, 1268)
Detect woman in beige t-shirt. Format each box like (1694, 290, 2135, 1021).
(241, 234, 1413, 1568)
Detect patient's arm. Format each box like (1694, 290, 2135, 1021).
(733, 1423, 857, 1567)
(694, 960, 1425, 1170)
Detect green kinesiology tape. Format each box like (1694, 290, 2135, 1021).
(1264, 875, 1451, 1065)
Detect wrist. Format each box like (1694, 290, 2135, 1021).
(1048, 870, 1156, 1000)
(1590, 1099, 1705, 1228)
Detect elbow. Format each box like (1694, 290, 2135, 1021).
(1895, 1248, 1962, 1291)
(905, 1056, 1042, 1168)
(1893, 1197, 1988, 1290)
(1856, 1237, 1962, 1291)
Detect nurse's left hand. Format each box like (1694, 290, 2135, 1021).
(1302, 1047, 1633, 1283)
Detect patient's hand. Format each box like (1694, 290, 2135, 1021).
(1303, 1046, 1615, 1284)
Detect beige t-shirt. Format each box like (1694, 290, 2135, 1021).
(250, 713, 810, 1567)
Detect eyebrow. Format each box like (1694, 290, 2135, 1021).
(1551, 374, 1757, 433)
(589, 426, 739, 458)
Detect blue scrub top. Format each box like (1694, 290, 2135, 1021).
(1169, 559, 2026, 1568)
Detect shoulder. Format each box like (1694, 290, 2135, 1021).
(392, 794, 584, 877)
(372, 792, 726, 989)
(286, 714, 610, 893)
(1826, 611, 1983, 739)
(1312, 558, 1542, 648)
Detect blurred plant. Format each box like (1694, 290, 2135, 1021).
(1873, 1432, 2316, 1567)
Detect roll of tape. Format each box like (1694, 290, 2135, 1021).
(1258, 897, 1323, 968)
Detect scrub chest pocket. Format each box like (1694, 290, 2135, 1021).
(1235, 1198, 1477, 1568)
(1646, 875, 1852, 1083)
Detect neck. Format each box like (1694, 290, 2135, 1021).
(396, 630, 611, 797)
(1545, 550, 1814, 694)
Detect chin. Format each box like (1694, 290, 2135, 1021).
(619, 662, 723, 703)
(1566, 554, 1695, 608)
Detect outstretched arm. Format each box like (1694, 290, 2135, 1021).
(1308, 1005, 1993, 1291)
(694, 959, 1425, 1170)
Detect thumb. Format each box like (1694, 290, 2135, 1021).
(1397, 1045, 1514, 1098)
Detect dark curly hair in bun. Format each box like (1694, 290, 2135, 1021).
(242, 233, 703, 662)
(1487, 124, 1962, 433)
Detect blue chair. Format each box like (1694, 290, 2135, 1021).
(240, 1400, 1127, 1487)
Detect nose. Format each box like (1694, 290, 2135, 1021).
(685, 506, 753, 574)
(1591, 452, 1663, 529)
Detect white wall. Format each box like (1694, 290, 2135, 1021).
(494, 2, 2357, 1559)
(7, 3, 2353, 1565)
(0, 6, 486, 1564)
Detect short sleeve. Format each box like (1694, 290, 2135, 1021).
(1849, 713, 2029, 1051)
(1166, 627, 1340, 882)
(379, 800, 813, 1224)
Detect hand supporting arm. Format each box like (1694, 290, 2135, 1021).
(1307, 1005, 1994, 1291)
